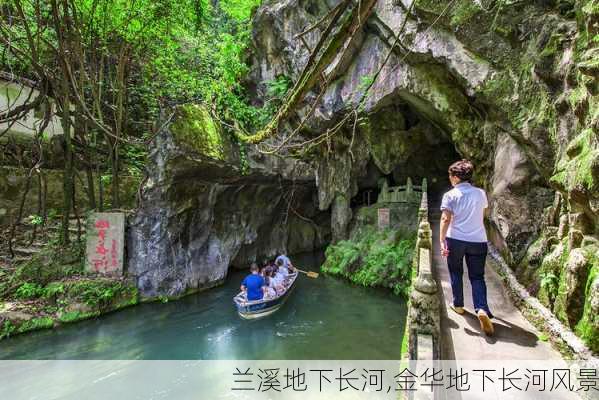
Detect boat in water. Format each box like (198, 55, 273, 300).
(233, 272, 298, 319)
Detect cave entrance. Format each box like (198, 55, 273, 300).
(352, 101, 462, 208)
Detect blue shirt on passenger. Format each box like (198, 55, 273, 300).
(242, 274, 265, 301)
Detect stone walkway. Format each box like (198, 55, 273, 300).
(429, 210, 571, 400)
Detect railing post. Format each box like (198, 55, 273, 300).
(407, 177, 441, 370)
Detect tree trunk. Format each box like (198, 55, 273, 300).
(60, 86, 73, 244)
(86, 165, 96, 210)
(97, 162, 104, 212)
(111, 142, 120, 209)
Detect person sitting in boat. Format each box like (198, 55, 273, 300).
(275, 254, 295, 274)
(275, 258, 288, 279)
(263, 268, 278, 298)
(261, 260, 272, 272)
(271, 264, 287, 293)
(241, 263, 266, 301)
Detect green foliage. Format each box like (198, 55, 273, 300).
(539, 272, 559, 301)
(322, 228, 416, 297)
(57, 310, 98, 323)
(0, 321, 16, 340)
(358, 75, 375, 93)
(2, 0, 267, 178)
(27, 214, 44, 226)
(537, 332, 549, 342)
(121, 144, 148, 178)
(450, 1, 482, 27)
(0, 242, 84, 302)
(17, 317, 54, 334)
(575, 254, 599, 352)
(100, 175, 112, 185)
(15, 283, 44, 300)
(322, 240, 360, 276)
(220, 0, 261, 21)
(142, 0, 267, 132)
(43, 282, 65, 300)
(238, 142, 250, 175)
(550, 129, 599, 193)
(47, 209, 58, 221)
(10, 247, 84, 289)
(65, 279, 137, 309)
(266, 76, 292, 99)
(158, 295, 170, 303)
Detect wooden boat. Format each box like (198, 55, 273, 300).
(233, 272, 298, 319)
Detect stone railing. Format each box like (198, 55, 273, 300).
(377, 177, 426, 204)
(407, 184, 441, 361)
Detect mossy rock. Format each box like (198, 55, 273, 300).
(575, 257, 599, 353)
(553, 247, 593, 328)
(516, 233, 554, 294)
(449, 0, 482, 27)
(169, 104, 234, 161)
(537, 241, 568, 309)
(551, 129, 599, 194)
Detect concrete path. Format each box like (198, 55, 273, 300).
(428, 210, 573, 399)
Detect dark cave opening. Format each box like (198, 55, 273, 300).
(350, 100, 463, 209)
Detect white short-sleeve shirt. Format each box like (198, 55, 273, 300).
(440, 182, 488, 243)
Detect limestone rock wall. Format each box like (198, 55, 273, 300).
(128, 105, 329, 298)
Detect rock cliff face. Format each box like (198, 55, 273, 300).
(248, 0, 598, 351)
(128, 105, 329, 297)
(127, 0, 597, 351)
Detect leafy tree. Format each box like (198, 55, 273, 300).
(0, 0, 264, 245)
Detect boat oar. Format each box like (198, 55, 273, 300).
(296, 268, 319, 278)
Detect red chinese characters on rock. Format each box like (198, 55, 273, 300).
(91, 219, 119, 273)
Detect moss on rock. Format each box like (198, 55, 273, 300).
(575, 252, 599, 353)
(170, 104, 229, 160)
(551, 129, 599, 194)
(449, 0, 482, 28)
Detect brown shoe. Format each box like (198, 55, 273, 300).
(450, 305, 465, 315)
(478, 309, 494, 336)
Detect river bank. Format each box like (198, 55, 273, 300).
(0, 252, 407, 360)
(0, 244, 139, 340)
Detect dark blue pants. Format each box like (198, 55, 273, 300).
(446, 237, 492, 317)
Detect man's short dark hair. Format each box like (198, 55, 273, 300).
(448, 159, 474, 182)
(250, 263, 259, 272)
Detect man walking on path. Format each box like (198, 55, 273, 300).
(439, 159, 494, 336)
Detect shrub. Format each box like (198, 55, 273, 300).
(17, 317, 54, 333)
(65, 280, 137, 309)
(15, 283, 44, 300)
(42, 282, 65, 300)
(322, 227, 416, 297)
(0, 321, 16, 339)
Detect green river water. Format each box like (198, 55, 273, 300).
(0, 253, 407, 360)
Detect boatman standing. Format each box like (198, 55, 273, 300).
(241, 263, 266, 301)
(439, 159, 494, 336)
